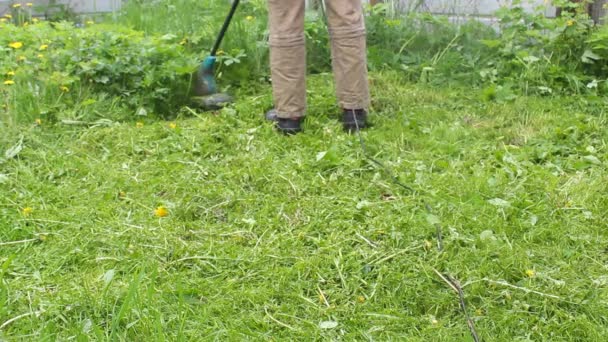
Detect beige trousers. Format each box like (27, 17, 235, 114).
(268, 0, 371, 119)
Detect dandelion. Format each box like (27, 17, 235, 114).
(525, 269, 535, 278)
(154, 206, 169, 218)
(35, 118, 42, 125)
(136, 121, 144, 128)
(169, 122, 177, 129)
(246, 16, 254, 21)
(0, 18, 6, 23)
(424, 240, 433, 250)
(567, 20, 575, 27)
(9, 41, 23, 49)
(356, 296, 366, 303)
(37, 54, 44, 58)
(4, 14, 12, 19)
(7, 71, 15, 76)
(22, 207, 33, 216)
(12, 3, 21, 8)
(3, 80, 15, 85)
(60, 85, 69, 92)
(26, 3, 33, 7)
(39, 44, 48, 50)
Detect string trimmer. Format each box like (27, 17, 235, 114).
(192, 0, 240, 110)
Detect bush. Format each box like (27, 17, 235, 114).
(1, 20, 199, 123)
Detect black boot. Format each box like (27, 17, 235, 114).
(341, 109, 368, 132)
(265, 109, 303, 135)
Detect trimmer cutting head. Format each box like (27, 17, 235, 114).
(192, 92, 234, 111)
(192, 56, 234, 110)
(191, 0, 241, 111)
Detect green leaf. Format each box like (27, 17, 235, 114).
(4, 136, 24, 160)
(488, 198, 511, 207)
(426, 214, 440, 226)
(581, 49, 601, 64)
(319, 321, 338, 329)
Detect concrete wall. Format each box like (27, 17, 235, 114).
(1, 0, 123, 15)
(2, 0, 555, 18)
(306, 0, 556, 17)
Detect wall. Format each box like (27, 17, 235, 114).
(0, 0, 123, 15)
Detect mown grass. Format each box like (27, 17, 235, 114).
(1, 72, 607, 340)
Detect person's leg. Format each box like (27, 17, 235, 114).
(267, 0, 306, 133)
(324, 0, 371, 131)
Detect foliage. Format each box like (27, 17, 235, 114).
(1, 20, 199, 124)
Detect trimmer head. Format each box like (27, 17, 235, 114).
(192, 92, 234, 111)
(192, 56, 234, 110)
(191, 0, 240, 111)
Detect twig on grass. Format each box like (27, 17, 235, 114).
(432, 268, 480, 342)
(356, 232, 377, 248)
(264, 308, 297, 331)
(0, 310, 44, 330)
(0, 238, 39, 246)
(432, 268, 458, 293)
(482, 279, 563, 300)
(317, 286, 330, 308)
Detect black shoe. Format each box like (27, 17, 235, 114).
(342, 109, 368, 132)
(265, 109, 302, 135)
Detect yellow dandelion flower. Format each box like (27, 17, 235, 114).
(60, 85, 69, 92)
(37, 54, 44, 58)
(39, 44, 48, 51)
(22, 207, 33, 216)
(3, 80, 15, 85)
(525, 269, 535, 278)
(27, 3, 33, 7)
(4, 14, 12, 19)
(566, 20, 575, 27)
(35, 118, 42, 125)
(0, 18, 7, 23)
(9, 41, 23, 49)
(12, 3, 21, 8)
(356, 296, 366, 303)
(7, 71, 15, 76)
(246, 16, 254, 21)
(424, 240, 433, 250)
(136, 121, 144, 128)
(169, 122, 177, 129)
(154, 206, 169, 217)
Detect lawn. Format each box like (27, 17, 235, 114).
(1, 72, 607, 340)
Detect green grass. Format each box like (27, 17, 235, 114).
(1, 73, 607, 340)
